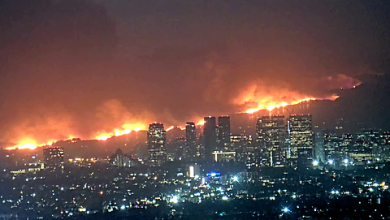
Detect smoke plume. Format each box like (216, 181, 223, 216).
(0, 0, 387, 148)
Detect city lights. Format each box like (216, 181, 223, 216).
(170, 196, 178, 204)
(0, 0, 387, 219)
(0, 73, 381, 220)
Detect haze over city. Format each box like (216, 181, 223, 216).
(1, 1, 390, 219)
(1, 0, 388, 149)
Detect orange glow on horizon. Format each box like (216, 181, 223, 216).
(244, 95, 340, 114)
(6, 93, 343, 150)
(166, 126, 187, 131)
(94, 123, 146, 141)
(196, 119, 205, 126)
(5, 138, 55, 151)
(12, 143, 37, 150)
(267, 105, 276, 111)
(5, 135, 78, 151)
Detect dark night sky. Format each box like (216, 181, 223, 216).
(0, 0, 389, 146)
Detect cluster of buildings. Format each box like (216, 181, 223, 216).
(145, 114, 315, 169)
(2, 112, 390, 219)
(315, 129, 390, 167)
(3, 146, 65, 174)
(145, 114, 390, 171)
(6, 113, 390, 175)
(2, 113, 390, 219)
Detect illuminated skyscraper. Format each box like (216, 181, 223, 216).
(314, 131, 325, 163)
(43, 146, 64, 169)
(324, 132, 339, 160)
(147, 123, 167, 167)
(256, 116, 286, 167)
(288, 114, 313, 167)
(204, 116, 217, 161)
(230, 134, 251, 152)
(173, 137, 187, 160)
(186, 122, 197, 157)
(218, 116, 231, 151)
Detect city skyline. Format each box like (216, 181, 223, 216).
(1, 0, 390, 219)
(1, 0, 389, 151)
(3, 96, 344, 150)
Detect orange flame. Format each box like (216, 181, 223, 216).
(5, 93, 343, 150)
(94, 123, 146, 141)
(244, 95, 339, 114)
(8, 143, 37, 150)
(165, 126, 187, 132)
(6, 138, 59, 150)
(196, 119, 205, 126)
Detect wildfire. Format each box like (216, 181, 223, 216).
(5, 138, 58, 150)
(196, 119, 205, 126)
(94, 123, 146, 141)
(95, 133, 112, 141)
(244, 95, 339, 114)
(5, 94, 343, 150)
(11, 143, 37, 150)
(165, 125, 187, 132)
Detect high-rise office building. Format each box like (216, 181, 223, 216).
(230, 134, 251, 152)
(288, 114, 313, 167)
(43, 146, 64, 169)
(339, 133, 353, 152)
(256, 116, 286, 167)
(218, 116, 231, 151)
(324, 132, 340, 160)
(204, 116, 217, 161)
(174, 137, 188, 160)
(147, 123, 167, 167)
(186, 122, 197, 158)
(314, 131, 325, 163)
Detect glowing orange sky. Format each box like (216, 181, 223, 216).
(3, 87, 352, 151)
(243, 95, 339, 114)
(5, 118, 207, 150)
